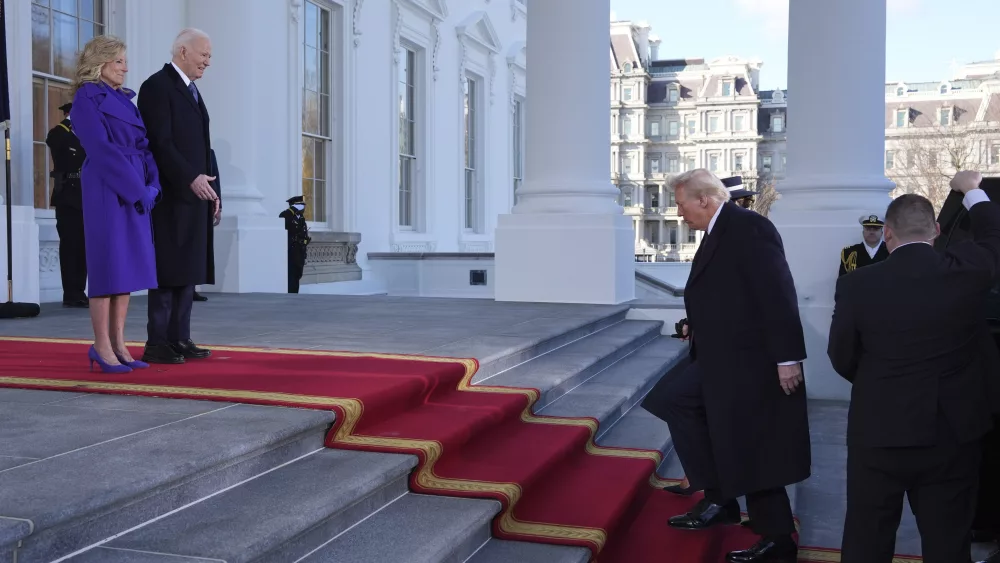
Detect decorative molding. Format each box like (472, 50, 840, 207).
(431, 20, 442, 80)
(458, 32, 468, 93)
(456, 11, 502, 93)
(392, 0, 402, 65)
(506, 41, 525, 111)
(488, 54, 496, 105)
(39, 244, 59, 274)
(510, 0, 526, 22)
(391, 242, 438, 252)
(508, 64, 517, 111)
(352, 0, 365, 47)
(459, 241, 492, 252)
(289, 0, 303, 23)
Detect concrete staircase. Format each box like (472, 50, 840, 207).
(2, 310, 699, 563)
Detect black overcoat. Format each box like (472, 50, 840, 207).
(659, 203, 811, 499)
(137, 64, 218, 287)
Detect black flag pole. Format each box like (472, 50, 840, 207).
(0, 0, 41, 319)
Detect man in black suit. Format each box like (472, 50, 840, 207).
(829, 171, 1000, 563)
(45, 102, 89, 308)
(653, 169, 810, 563)
(137, 28, 220, 364)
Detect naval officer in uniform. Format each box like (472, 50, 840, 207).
(839, 214, 889, 277)
(279, 195, 311, 293)
(45, 102, 89, 308)
(722, 176, 757, 210)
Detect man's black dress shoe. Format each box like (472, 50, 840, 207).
(667, 498, 741, 530)
(726, 536, 797, 563)
(193, 292, 208, 302)
(663, 484, 697, 496)
(62, 298, 89, 308)
(142, 344, 185, 364)
(170, 339, 211, 359)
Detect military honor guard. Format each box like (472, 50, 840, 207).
(45, 102, 89, 308)
(722, 176, 757, 210)
(838, 214, 889, 277)
(279, 195, 311, 293)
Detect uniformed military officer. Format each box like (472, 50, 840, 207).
(838, 214, 889, 277)
(279, 195, 311, 293)
(45, 102, 89, 308)
(722, 176, 757, 209)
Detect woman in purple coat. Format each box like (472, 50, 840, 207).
(70, 35, 160, 373)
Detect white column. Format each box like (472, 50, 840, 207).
(184, 0, 287, 293)
(494, 0, 634, 304)
(769, 0, 894, 400)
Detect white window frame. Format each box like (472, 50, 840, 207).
(709, 115, 720, 133)
(648, 157, 660, 174)
(734, 114, 745, 132)
(734, 153, 744, 172)
(623, 153, 633, 174)
(30, 0, 109, 212)
(389, 0, 444, 245)
(667, 155, 680, 173)
(939, 106, 953, 127)
(397, 45, 419, 230)
(990, 144, 1000, 166)
(668, 120, 679, 137)
(623, 86, 633, 101)
(771, 113, 784, 133)
(895, 109, 908, 128)
(761, 154, 773, 173)
(511, 96, 524, 206)
(457, 11, 501, 239)
(623, 116, 632, 136)
(709, 153, 719, 172)
(463, 75, 481, 231)
(686, 117, 696, 136)
(668, 85, 679, 103)
(721, 80, 733, 97)
(684, 154, 696, 171)
(649, 120, 661, 137)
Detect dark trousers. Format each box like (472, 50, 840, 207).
(288, 245, 306, 294)
(55, 205, 87, 301)
(146, 285, 194, 346)
(659, 360, 796, 537)
(975, 420, 1000, 534)
(841, 422, 981, 563)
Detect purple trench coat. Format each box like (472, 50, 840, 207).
(70, 82, 160, 297)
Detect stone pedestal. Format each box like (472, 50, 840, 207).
(302, 232, 362, 285)
(202, 215, 287, 294)
(769, 0, 895, 400)
(494, 0, 634, 304)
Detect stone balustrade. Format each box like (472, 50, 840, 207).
(301, 232, 362, 285)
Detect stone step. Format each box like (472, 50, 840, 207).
(466, 539, 591, 563)
(1, 403, 336, 563)
(65, 449, 416, 563)
(477, 320, 664, 412)
(462, 308, 632, 382)
(298, 493, 499, 563)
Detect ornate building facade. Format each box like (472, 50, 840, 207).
(609, 20, 787, 261)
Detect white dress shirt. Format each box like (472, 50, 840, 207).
(864, 240, 884, 258)
(171, 61, 193, 86)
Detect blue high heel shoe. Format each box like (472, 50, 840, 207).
(115, 351, 149, 369)
(88, 346, 133, 374)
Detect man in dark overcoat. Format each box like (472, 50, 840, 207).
(829, 172, 1000, 563)
(45, 102, 89, 308)
(650, 169, 810, 563)
(137, 28, 219, 365)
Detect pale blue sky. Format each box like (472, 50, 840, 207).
(611, 0, 1000, 90)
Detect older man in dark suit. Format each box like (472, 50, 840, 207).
(652, 168, 810, 563)
(137, 28, 220, 364)
(829, 171, 1000, 563)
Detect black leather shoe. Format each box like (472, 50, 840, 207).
(62, 298, 89, 308)
(726, 536, 797, 562)
(142, 344, 185, 364)
(667, 498, 741, 530)
(170, 339, 211, 359)
(663, 484, 697, 496)
(193, 292, 208, 302)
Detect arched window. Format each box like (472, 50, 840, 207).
(896, 87, 904, 96)
(940, 84, 949, 94)
(623, 62, 633, 73)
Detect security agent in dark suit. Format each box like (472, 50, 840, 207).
(645, 169, 810, 563)
(838, 214, 890, 277)
(278, 195, 311, 293)
(45, 102, 89, 308)
(137, 28, 219, 364)
(829, 171, 1000, 563)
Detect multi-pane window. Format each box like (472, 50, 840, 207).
(684, 155, 696, 171)
(668, 87, 679, 103)
(398, 48, 416, 228)
(762, 155, 773, 173)
(668, 156, 679, 173)
(734, 115, 745, 131)
(991, 144, 1000, 166)
(709, 154, 719, 172)
(464, 77, 478, 230)
(687, 227, 697, 243)
(721, 81, 732, 96)
(734, 154, 744, 171)
(623, 117, 632, 136)
(773, 115, 785, 133)
(512, 99, 523, 203)
(650, 121, 660, 137)
(668, 121, 678, 137)
(649, 158, 660, 174)
(622, 154, 632, 174)
(302, 1, 332, 222)
(709, 116, 719, 132)
(623, 87, 632, 101)
(940, 108, 951, 127)
(686, 119, 696, 135)
(895, 110, 906, 128)
(31, 0, 106, 209)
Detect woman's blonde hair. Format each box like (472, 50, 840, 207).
(71, 35, 127, 95)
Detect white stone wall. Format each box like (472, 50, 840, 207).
(8, 0, 527, 301)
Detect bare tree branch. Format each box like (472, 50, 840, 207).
(887, 126, 988, 212)
(741, 169, 780, 216)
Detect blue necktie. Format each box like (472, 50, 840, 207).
(188, 82, 199, 103)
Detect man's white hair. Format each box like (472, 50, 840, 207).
(171, 28, 210, 58)
(668, 168, 730, 204)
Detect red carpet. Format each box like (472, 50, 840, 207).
(0, 337, 921, 563)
